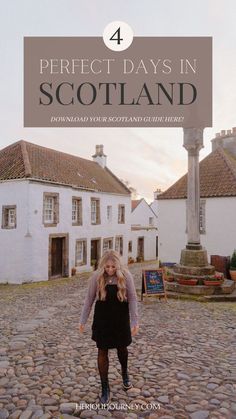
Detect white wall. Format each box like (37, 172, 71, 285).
(130, 199, 158, 261)
(158, 197, 236, 263)
(158, 199, 186, 263)
(150, 200, 158, 217)
(131, 199, 157, 227)
(0, 179, 131, 284)
(129, 228, 157, 261)
(0, 180, 31, 284)
(200, 197, 236, 258)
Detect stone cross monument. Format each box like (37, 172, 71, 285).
(184, 128, 203, 250)
(173, 128, 215, 282)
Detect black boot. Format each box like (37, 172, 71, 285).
(122, 370, 132, 390)
(99, 380, 110, 404)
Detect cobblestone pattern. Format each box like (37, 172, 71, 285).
(0, 262, 236, 419)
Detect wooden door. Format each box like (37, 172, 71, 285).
(91, 239, 100, 269)
(210, 255, 230, 279)
(137, 237, 144, 259)
(51, 237, 63, 277)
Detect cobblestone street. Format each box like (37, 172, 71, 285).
(0, 263, 236, 419)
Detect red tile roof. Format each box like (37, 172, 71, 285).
(158, 147, 236, 199)
(0, 140, 130, 195)
(131, 199, 142, 211)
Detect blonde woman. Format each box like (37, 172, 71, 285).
(79, 250, 139, 405)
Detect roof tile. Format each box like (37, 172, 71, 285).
(0, 140, 130, 195)
(131, 199, 142, 211)
(158, 147, 236, 199)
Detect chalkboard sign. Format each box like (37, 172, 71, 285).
(141, 269, 167, 301)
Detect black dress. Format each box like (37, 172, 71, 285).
(91, 284, 132, 349)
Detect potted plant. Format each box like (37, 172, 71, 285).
(71, 267, 76, 276)
(203, 273, 224, 286)
(177, 277, 198, 285)
(230, 250, 236, 281)
(164, 268, 174, 282)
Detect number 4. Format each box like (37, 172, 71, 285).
(109, 27, 123, 45)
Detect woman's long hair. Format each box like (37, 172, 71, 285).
(96, 250, 128, 301)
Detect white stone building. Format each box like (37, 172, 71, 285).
(0, 141, 131, 284)
(150, 188, 162, 218)
(128, 198, 158, 262)
(158, 128, 236, 263)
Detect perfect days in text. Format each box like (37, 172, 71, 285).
(40, 58, 197, 75)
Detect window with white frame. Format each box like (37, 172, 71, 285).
(75, 239, 87, 266)
(43, 193, 59, 226)
(149, 217, 154, 226)
(115, 236, 123, 256)
(91, 198, 100, 224)
(107, 205, 112, 221)
(72, 197, 82, 225)
(103, 238, 113, 253)
(44, 197, 54, 222)
(2, 205, 17, 229)
(199, 200, 206, 234)
(118, 204, 125, 223)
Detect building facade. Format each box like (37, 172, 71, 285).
(129, 198, 158, 262)
(158, 128, 236, 263)
(0, 141, 131, 284)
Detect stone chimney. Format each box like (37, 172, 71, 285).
(154, 188, 162, 200)
(211, 127, 236, 157)
(92, 145, 107, 168)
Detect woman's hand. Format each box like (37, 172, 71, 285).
(131, 325, 139, 336)
(79, 323, 85, 333)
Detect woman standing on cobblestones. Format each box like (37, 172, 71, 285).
(79, 250, 139, 405)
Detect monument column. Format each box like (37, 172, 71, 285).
(184, 127, 203, 250)
(172, 127, 215, 283)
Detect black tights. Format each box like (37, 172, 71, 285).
(98, 346, 128, 382)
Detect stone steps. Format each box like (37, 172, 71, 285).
(165, 287, 236, 302)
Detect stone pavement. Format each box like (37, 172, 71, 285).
(0, 262, 236, 419)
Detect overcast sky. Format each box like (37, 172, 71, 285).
(1, 0, 236, 201)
